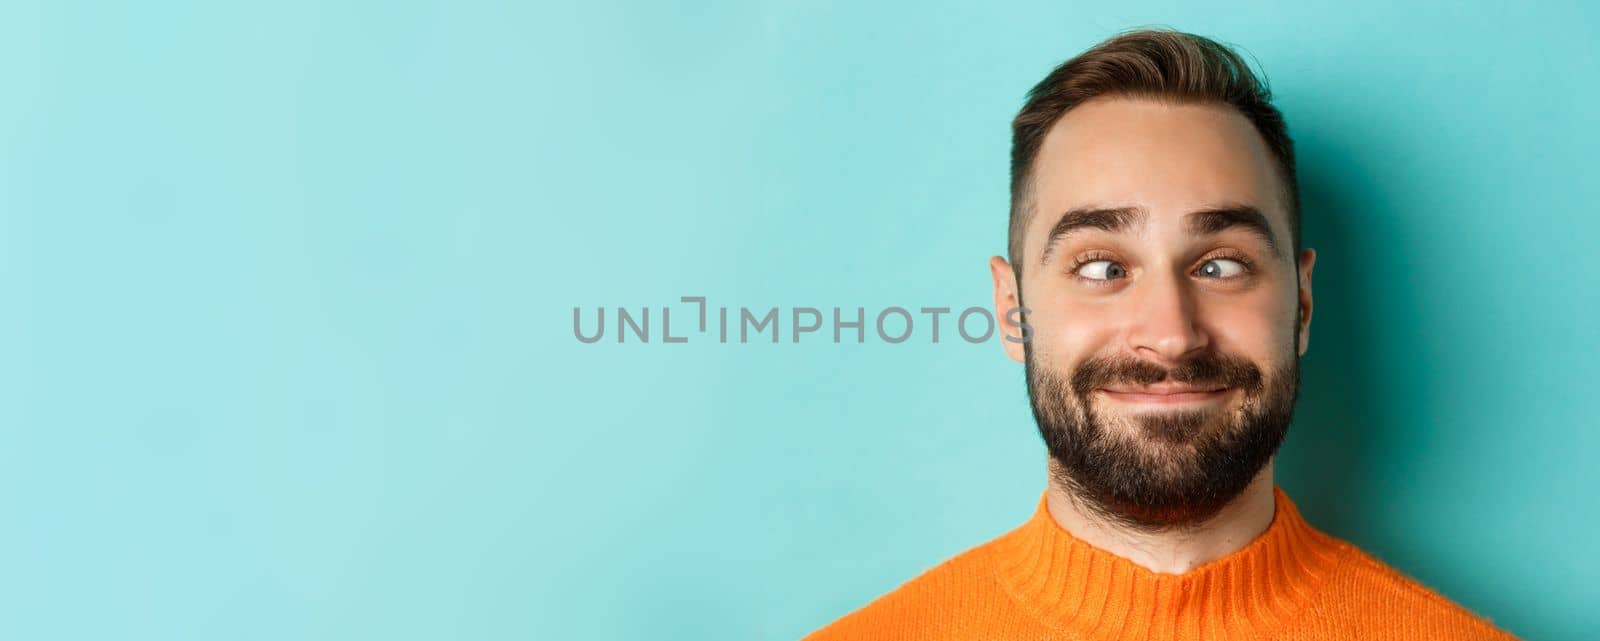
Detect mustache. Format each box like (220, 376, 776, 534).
(1069, 351, 1264, 397)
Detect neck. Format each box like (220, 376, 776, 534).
(1043, 460, 1278, 574)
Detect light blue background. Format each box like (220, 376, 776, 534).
(4, 1, 1596, 639)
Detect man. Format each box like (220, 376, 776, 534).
(802, 29, 1518, 641)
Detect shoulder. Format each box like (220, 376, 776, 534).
(1318, 538, 1521, 640)
(799, 543, 1001, 641)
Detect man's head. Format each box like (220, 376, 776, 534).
(988, 29, 1318, 531)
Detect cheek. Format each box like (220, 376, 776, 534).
(1023, 293, 1120, 362)
(1198, 294, 1297, 360)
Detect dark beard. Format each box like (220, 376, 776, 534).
(1025, 337, 1301, 533)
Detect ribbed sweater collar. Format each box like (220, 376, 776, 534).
(987, 486, 1347, 641)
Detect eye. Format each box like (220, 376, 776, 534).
(1197, 258, 1247, 279)
(1076, 259, 1127, 281)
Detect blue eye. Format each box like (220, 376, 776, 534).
(1072, 255, 1251, 284)
(1076, 260, 1126, 281)
(1199, 258, 1247, 278)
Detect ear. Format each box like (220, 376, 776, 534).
(1295, 248, 1316, 356)
(989, 255, 1026, 363)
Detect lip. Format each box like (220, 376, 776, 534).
(1097, 385, 1233, 405)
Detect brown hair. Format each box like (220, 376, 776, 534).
(1008, 28, 1299, 268)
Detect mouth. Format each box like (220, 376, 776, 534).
(1096, 384, 1233, 405)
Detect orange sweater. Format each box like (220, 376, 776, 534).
(802, 486, 1518, 640)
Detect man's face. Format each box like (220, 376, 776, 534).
(989, 97, 1317, 530)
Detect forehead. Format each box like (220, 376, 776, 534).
(1027, 97, 1288, 249)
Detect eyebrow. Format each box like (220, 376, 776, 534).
(1038, 203, 1283, 264)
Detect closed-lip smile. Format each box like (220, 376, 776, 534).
(1097, 383, 1232, 404)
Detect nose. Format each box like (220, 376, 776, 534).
(1125, 267, 1209, 364)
